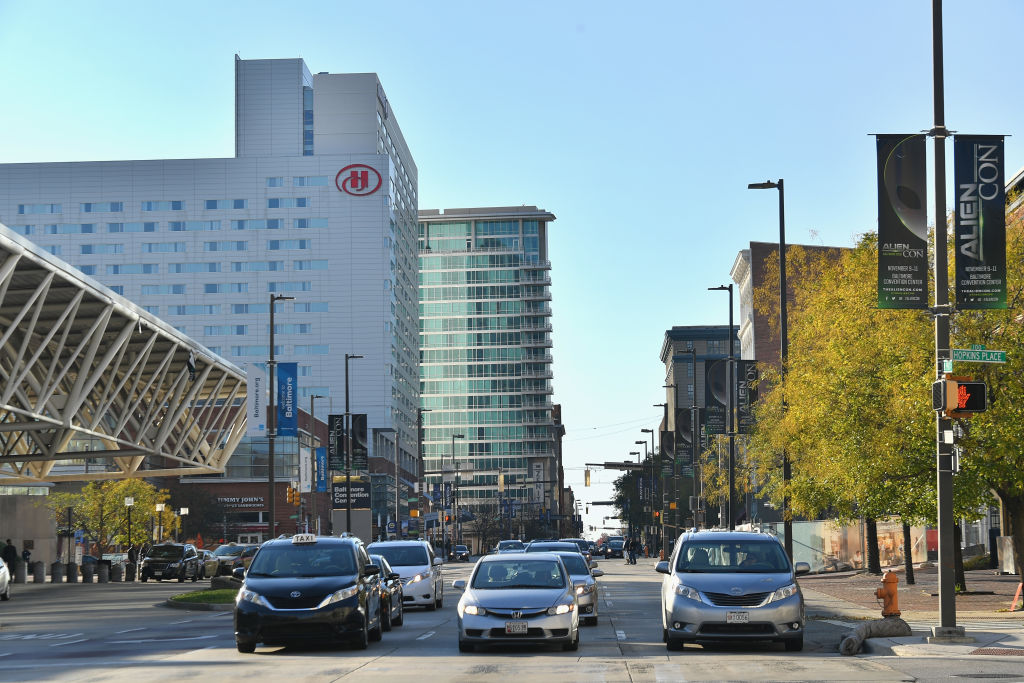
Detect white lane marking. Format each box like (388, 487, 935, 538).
(605, 600, 614, 607)
(416, 631, 436, 640)
(0, 653, 11, 658)
(49, 639, 88, 647)
(170, 619, 193, 625)
(107, 635, 217, 644)
(207, 611, 231, 618)
(616, 630, 626, 640)
(115, 628, 145, 634)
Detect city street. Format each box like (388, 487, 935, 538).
(6, 558, 1023, 682)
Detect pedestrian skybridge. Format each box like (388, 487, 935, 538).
(0, 224, 248, 482)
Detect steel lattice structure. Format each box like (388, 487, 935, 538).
(0, 225, 248, 482)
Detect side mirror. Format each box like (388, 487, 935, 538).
(591, 568, 604, 578)
(794, 562, 811, 576)
(655, 560, 670, 575)
(452, 579, 466, 590)
(388, 572, 401, 581)
(232, 566, 246, 580)
(433, 557, 443, 566)
(363, 564, 380, 576)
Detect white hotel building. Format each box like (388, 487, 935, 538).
(0, 57, 420, 531)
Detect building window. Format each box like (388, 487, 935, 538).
(267, 239, 311, 250)
(294, 302, 328, 312)
(231, 219, 281, 230)
(169, 262, 221, 273)
(203, 241, 248, 252)
(41, 245, 61, 255)
(205, 325, 248, 335)
(293, 259, 328, 270)
(293, 218, 327, 229)
(293, 176, 328, 186)
(266, 198, 309, 209)
(142, 284, 187, 295)
(78, 265, 97, 275)
(142, 242, 187, 253)
(231, 261, 284, 272)
(268, 281, 312, 292)
(142, 305, 159, 315)
(141, 200, 185, 211)
(108, 222, 156, 233)
(81, 202, 123, 213)
(18, 203, 61, 214)
(302, 86, 314, 156)
(46, 223, 95, 235)
(168, 305, 220, 315)
(266, 177, 284, 187)
(204, 199, 248, 210)
(106, 264, 158, 275)
(170, 220, 220, 232)
(81, 243, 124, 255)
(204, 282, 248, 294)
(109, 285, 124, 295)
(11, 225, 32, 235)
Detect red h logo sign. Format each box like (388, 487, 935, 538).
(336, 164, 382, 196)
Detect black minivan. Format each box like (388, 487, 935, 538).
(140, 543, 201, 582)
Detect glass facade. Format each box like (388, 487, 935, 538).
(418, 209, 555, 515)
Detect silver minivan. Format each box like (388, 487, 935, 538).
(367, 540, 444, 610)
(656, 530, 810, 651)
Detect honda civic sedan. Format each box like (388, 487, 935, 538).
(452, 553, 579, 652)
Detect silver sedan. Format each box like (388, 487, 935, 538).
(453, 553, 580, 652)
(552, 551, 602, 625)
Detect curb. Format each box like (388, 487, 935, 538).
(164, 598, 234, 612)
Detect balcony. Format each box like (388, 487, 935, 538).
(522, 337, 553, 348)
(520, 322, 552, 332)
(522, 259, 551, 270)
(521, 367, 553, 379)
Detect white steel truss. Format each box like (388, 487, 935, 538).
(0, 226, 247, 482)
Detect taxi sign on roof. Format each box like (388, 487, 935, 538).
(291, 533, 317, 544)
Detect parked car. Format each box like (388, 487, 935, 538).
(198, 549, 219, 579)
(656, 529, 810, 652)
(452, 552, 580, 652)
(366, 540, 443, 610)
(0, 557, 10, 601)
(452, 545, 471, 562)
(211, 543, 258, 576)
(370, 553, 405, 630)
(139, 543, 201, 582)
(231, 545, 259, 573)
(234, 534, 384, 652)
(553, 551, 603, 626)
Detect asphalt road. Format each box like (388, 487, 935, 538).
(1, 559, 1021, 682)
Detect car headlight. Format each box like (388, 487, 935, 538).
(769, 583, 799, 602)
(547, 602, 574, 615)
(575, 583, 596, 595)
(406, 573, 426, 585)
(672, 580, 702, 603)
(318, 584, 360, 607)
(236, 588, 272, 608)
(459, 603, 481, 617)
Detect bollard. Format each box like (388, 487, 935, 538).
(13, 560, 27, 584)
(111, 564, 123, 582)
(97, 564, 109, 583)
(82, 563, 94, 583)
(66, 563, 78, 583)
(32, 561, 46, 583)
(50, 561, 64, 583)
(125, 563, 136, 582)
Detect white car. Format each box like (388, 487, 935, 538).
(0, 558, 11, 601)
(366, 540, 443, 610)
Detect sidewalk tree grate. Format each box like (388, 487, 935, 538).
(970, 647, 1024, 656)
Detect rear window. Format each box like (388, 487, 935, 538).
(498, 540, 525, 550)
(558, 554, 589, 574)
(675, 540, 790, 573)
(371, 545, 428, 567)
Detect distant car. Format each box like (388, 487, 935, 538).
(198, 550, 219, 579)
(370, 553, 405, 630)
(453, 545, 471, 562)
(366, 540, 443, 610)
(559, 538, 594, 563)
(453, 552, 580, 652)
(0, 557, 10, 601)
(607, 537, 625, 559)
(211, 543, 258, 576)
(231, 546, 259, 573)
(139, 543, 201, 582)
(495, 540, 525, 554)
(527, 541, 591, 565)
(656, 530, 810, 652)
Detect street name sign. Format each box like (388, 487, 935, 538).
(952, 348, 1006, 363)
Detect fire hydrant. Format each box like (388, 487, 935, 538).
(875, 571, 901, 617)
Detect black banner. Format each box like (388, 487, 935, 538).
(954, 135, 1007, 309)
(351, 414, 368, 470)
(704, 360, 728, 435)
(877, 134, 928, 309)
(735, 360, 758, 434)
(327, 414, 345, 470)
(331, 479, 371, 509)
(661, 430, 674, 457)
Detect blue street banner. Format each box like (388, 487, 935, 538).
(315, 447, 327, 492)
(876, 134, 928, 309)
(276, 362, 298, 436)
(954, 135, 1007, 309)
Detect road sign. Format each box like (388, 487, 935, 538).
(952, 348, 1006, 363)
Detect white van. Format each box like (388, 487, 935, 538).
(366, 540, 443, 610)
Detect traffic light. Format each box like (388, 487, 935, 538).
(286, 486, 300, 506)
(584, 469, 591, 487)
(932, 375, 988, 416)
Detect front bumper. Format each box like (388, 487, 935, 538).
(402, 577, 435, 606)
(458, 609, 577, 646)
(576, 590, 598, 615)
(664, 593, 804, 643)
(234, 597, 366, 645)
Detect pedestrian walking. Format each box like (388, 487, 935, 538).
(627, 537, 638, 565)
(1, 540, 17, 569)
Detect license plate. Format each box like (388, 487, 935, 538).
(505, 620, 528, 634)
(726, 611, 749, 624)
(153, 571, 162, 577)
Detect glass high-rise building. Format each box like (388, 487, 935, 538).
(418, 207, 556, 538)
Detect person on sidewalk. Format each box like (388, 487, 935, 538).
(1, 540, 16, 570)
(628, 537, 638, 565)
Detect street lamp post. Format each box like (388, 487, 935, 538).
(179, 508, 189, 542)
(309, 394, 324, 534)
(628, 451, 641, 539)
(708, 284, 735, 530)
(748, 178, 792, 558)
(124, 496, 134, 577)
(446, 433, 464, 556)
(155, 503, 165, 542)
(268, 293, 296, 541)
(650, 410, 667, 546)
(344, 353, 363, 534)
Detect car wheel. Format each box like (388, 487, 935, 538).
(426, 595, 437, 611)
(236, 639, 256, 653)
(199, 567, 205, 580)
(369, 607, 383, 642)
(586, 616, 598, 626)
(382, 599, 393, 632)
(434, 589, 443, 609)
(563, 629, 579, 651)
(784, 635, 804, 652)
(178, 568, 186, 583)
(662, 627, 667, 643)
(666, 636, 684, 652)
(191, 568, 198, 582)
(352, 619, 369, 650)
(458, 639, 474, 653)
(392, 600, 403, 627)
(1, 584, 10, 601)
(140, 576, 148, 583)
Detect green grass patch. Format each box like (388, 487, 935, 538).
(170, 588, 239, 604)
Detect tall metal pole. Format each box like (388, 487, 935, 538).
(931, 0, 958, 637)
(777, 180, 792, 559)
(727, 285, 735, 530)
(344, 353, 362, 534)
(268, 294, 277, 542)
(395, 430, 400, 539)
(309, 394, 323, 534)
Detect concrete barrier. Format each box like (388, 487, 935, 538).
(82, 563, 94, 583)
(65, 563, 78, 583)
(97, 564, 109, 583)
(13, 560, 27, 584)
(111, 564, 123, 582)
(50, 562, 64, 583)
(32, 561, 45, 583)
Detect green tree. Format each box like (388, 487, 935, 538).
(46, 480, 172, 555)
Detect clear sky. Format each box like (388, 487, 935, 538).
(2, 0, 1021, 537)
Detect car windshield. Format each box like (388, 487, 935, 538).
(610, 540, 624, 548)
(557, 553, 589, 575)
(471, 559, 566, 589)
(247, 544, 356, 577)
(370, 545, 428, 567)
(527, 543, 576, 553)
(213, 545, 243, 557)
(146, 546, 183, 559)
(497, 541, 524, 551)
(455, 545, 468, 552)
(675, 541, 790, 573)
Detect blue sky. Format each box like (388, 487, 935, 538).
(2, 1, 1022, 536)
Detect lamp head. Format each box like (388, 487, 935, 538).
(748, 180, 779, 190)
(708, 285, 730, 292)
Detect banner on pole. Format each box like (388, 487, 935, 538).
(876, 134, 928, 309)
(315, 447, 328, 492)
(351, 414, 368, 470)
(246, 363, 267, 437)
(327, 415, 345, 470)
(704, 360, 728, 435)
(954, 135, 1007, 309)
(735, 360, 758, 434)
(276, 362, 298, 437)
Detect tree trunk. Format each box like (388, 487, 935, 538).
(902, 522, 915, 585)
(866, 517, 882, 575)
(954, 521, 967, 593)
(996, 491, 1024, 582)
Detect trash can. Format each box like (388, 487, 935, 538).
(32, 561, 45, 583)
(111, 563, 123, 582)
(82, 562, 94, 583)
(125, 563, 136, 582)
(13, 560, 27, 584)
(97, 563, 109, 583)
(50, 562, 64, 583)
(66, 562, 78, 583)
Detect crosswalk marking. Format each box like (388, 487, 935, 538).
(416, 631, 435, 640)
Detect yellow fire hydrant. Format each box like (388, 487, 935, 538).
(875, 571, 901, 617)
